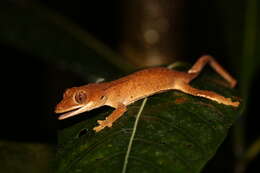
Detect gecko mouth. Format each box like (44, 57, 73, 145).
(57, 106, 86, 120)
(57, 102, 94, 120)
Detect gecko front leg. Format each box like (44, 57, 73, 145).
(93, 103, 127, 132)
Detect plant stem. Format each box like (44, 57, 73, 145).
(122, 98, 148, 173)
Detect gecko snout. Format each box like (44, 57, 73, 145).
(54, 103, 66, 114)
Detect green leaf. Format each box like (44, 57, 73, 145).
(56, 68, 242, 173)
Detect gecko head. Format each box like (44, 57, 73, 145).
(55, 84, 108, 120)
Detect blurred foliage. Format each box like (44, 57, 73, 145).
(0, 0, 134, 83)
(203, 0, 259, 172)
(0, 140, 54, 173)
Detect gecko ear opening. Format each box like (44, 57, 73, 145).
(100, 95, 107, 100)
(74, 91, 87, 104)
(99, 95, 108, 104)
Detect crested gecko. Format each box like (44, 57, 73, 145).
(55, 55, 240, 132)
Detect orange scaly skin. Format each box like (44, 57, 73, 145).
(55, 55, 240, 132)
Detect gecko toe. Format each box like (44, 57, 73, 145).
(97, 120, 113, 127)
(97, 120, 104, 125)
(232, 101, 240, 107)
(107, 122, 113, 127)
(93, 125, 104, 132)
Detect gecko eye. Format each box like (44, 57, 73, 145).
(74, 91, 86, 104)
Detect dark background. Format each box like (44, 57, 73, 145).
(0, 0, 259, 172)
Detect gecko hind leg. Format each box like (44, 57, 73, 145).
(188, 55, 237, 88)
(93, 103, 127, 132)
(175, 83, 239, 107)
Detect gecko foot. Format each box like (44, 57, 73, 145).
(222, 97, 240, 107)
(229, 101, 240, 107)
(93, 120, 113, 132)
